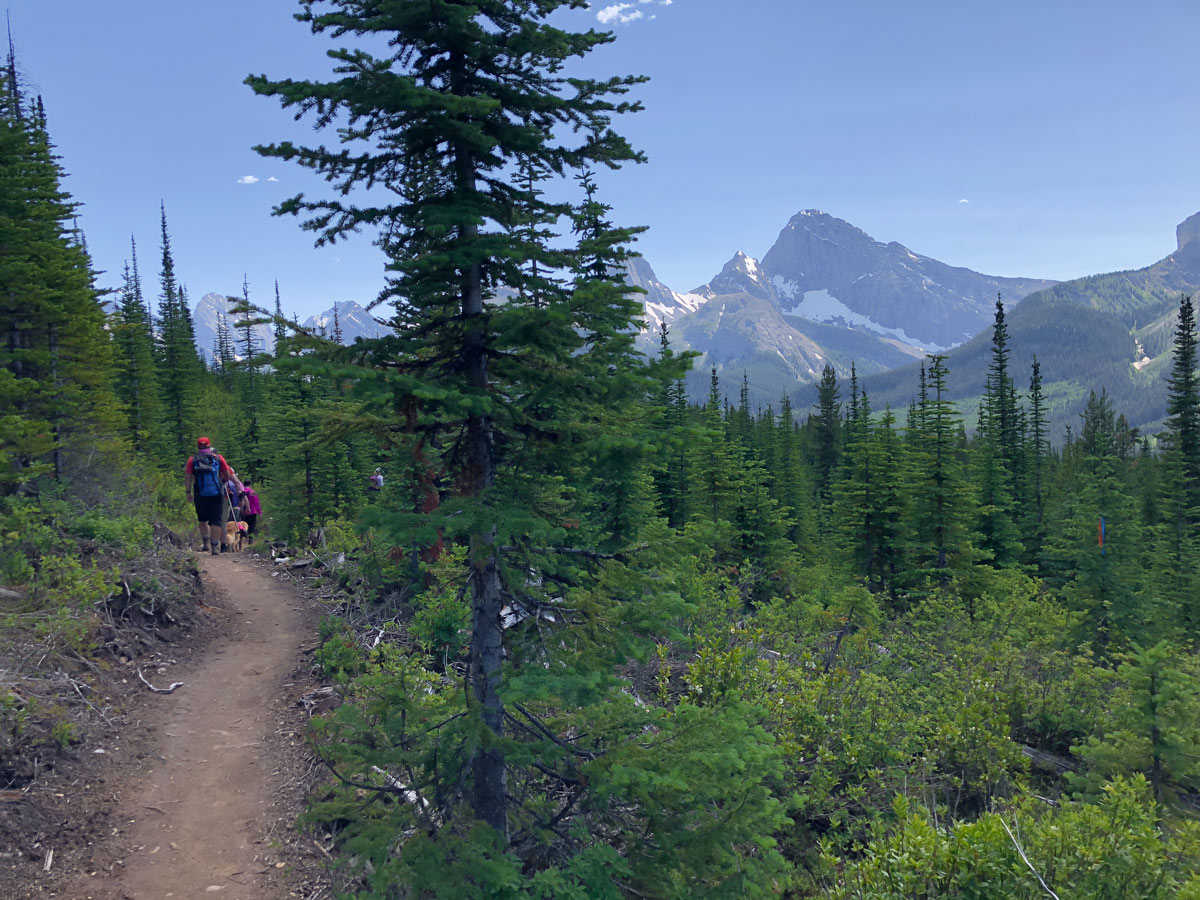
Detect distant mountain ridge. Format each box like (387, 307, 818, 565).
(722, 210, 1057, 349)
(633, 210, 1056, 409)
(301, 300, 390, 343)
(191, 295, 388, 362)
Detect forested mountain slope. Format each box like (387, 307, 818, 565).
(825, 212, 1200, 438)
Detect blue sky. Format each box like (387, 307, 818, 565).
(9, 0, 1200, 318)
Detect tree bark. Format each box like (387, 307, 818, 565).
(454, 81, 507, 837)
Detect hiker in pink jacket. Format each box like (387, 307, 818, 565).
(239, 480, 263, 544)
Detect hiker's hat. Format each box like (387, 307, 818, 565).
(197, 436, 212, 449)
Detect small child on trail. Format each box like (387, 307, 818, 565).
(184, 437, 244, 555)
(239, 480, 262, 544)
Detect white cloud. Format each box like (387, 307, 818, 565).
(597, 3, 640, 23)
(238, 175, 260, 185)
(267, 176, 279, 183)
(958, 198, 969, 204)
(596, 0, 670, 24)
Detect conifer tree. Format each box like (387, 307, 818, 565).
(248, 4, 784, 891)
(154, 204, 202, 459)
(974, 297, 1023, 566)
(1043, 390, 1145, 650)
(1022, 355, 1049, 563)
(112, 238, 162, 457)
(233, 276, 267, 479)
(213, 309, 235, 388)
(773, 392, 812, 547)
(1155, 294, 1200, 637)
(1074, 641, 1200, 805)
(686, 367, 744, 527)
(907, 355, 975, 585)
(652, 322, 688, 529)
(811, 362, 841, 504)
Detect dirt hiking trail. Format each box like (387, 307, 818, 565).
(73, 554, 321, 900)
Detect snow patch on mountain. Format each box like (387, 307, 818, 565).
(787, 289, 949, 352)
(622, 257, 710, 331)
(771, 275, 799, 300)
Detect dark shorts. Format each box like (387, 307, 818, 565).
(194, 494, 223, 526)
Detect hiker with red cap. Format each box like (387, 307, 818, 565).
(185, 437, 243, 555)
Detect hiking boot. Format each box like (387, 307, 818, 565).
(201, 540, 210, 552)
(220, 543, 229, 553)
(210, 545, 220, 556)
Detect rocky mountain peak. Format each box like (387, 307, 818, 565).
(782, 209, 878, 249)
(1177, 211, 1200, 251)
(192, 292, 276, 362)
(621, 257, 707, 331)
(693, 250, 775, 301)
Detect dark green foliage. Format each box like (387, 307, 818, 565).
(1154, 295, 1200, 636)
(1072, 642, 1200, 806)
(0, 51, 121, 494)
(1042, 391, 1146, 651)
(154, 204, 203, 459)
(907, 355, 977, 584)
(973, 297, 1023, 567)
(810, 363, 841, 505)
(111, 239, 164, 458)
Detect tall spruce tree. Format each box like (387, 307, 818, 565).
(112, 238, 163, 457)
(973, 297, 1023, 566)
(154, 204, 202, 459)
(907, 355, 975, 586)
(233, 276, 267, 479)
(1022, 355, 1049, 564)
(1154, 294, 1200, 638)
(248, 3, 784, 892)
(811, 362, 841, 505)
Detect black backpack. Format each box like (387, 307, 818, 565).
(193, 453, 222, 497)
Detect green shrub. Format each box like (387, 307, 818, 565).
(71, 511, 154, 555)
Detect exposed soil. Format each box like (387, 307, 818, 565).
(3, 551, 331, 900)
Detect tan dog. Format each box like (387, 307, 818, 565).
(224, 520, 243, 553)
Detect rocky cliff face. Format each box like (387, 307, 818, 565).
(1176, 211, 1200, 251)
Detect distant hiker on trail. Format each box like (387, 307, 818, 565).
(239, 480, 261, 544)
(185, 437, 243, 555)
(221, 471, 243, 552)
(225, 472, 242, 522)
(368, 468, 384, 492)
